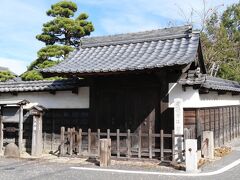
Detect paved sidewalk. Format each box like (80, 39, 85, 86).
(200, 150, 240, 173)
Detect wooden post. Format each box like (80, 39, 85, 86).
(88, 128, 91, 155)
(100, 139, 111, 167)
(97, 129, 100, 156)
(138, 128, 142, 158)
(127, 129, 131, 158)
(237, 107, 240, 136)
(43, 132, 47, 151)
(60, 127, 65, 156)
(0, 108, 3, 155)
(149, 127, 152, 159)
(72, 128, 76, 152)
(107, 129, 110, 139)
(67, 128, 70, 154)
(172, 130, 175, 163)
(78, 128, 82, 155)
(18, 105, 23, 154)
(116, 129, 120, 158)
(69, 128, 73, 156)
(160, 130, 164, 161)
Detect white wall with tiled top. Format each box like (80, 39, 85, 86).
(0, 87, 89, 109)
(169, 83, 240, 108)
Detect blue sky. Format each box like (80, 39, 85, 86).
(0, 0, 238, 74)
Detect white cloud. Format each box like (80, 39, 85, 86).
(0, 57, 29, 75)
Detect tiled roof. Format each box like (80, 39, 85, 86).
(203, 76, 240, 92)
(0, 79, 82, 93)
(179, 71, 240, 92)
(42, 25, 200, 75)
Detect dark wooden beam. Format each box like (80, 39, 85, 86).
(49, 91, 56, 95)
(182, 85, 186, 92)
(218, 90, 227, 95)
(199, 87, 209, 94)
(10, 92, 18, 96)
(72, 87, 79, 94)
(232, 92, 240, 96)
(193, 84, 201, 90)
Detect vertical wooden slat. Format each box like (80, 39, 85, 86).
(127, 129, 131, 158)
(67, 128, 70, 154)
(220, 108, 224, 146)
(117, 129, 120, 158)
(236, 106, 238, 137)
(172, 130, 175, 163)
(97, 129, 100, 156)
(237, 106, 240, 136)
(107, 129, 110, 139)
(160, 130, 164, 161)
(43, 132, 47, 151)
(228, 107, 231, 142)
(69, 128, 73, 156)
(78, 128, 82, 155)
(72, 127, 76, 152)
(60, 127, 65, 156)
(88, 128, 91, 155)
(149, 127, 152, 159)
(19, 105, 23, 153)
(0, 122, 3, 155)
(138, 128, 141, 158)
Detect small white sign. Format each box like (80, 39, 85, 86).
(174, 98, 183, 135)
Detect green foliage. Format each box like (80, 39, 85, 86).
(201, 2, 240, 82)
(37, 45, 74, 60)
(0, 71, 15, 82)
(222, 3, 240, 42)
(21, 70, 44, 81)
(219, 61, 240, 82)
(22, 0, 94, 80)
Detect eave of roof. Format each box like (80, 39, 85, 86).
(179, 73, 240, 93)
(0, 79, 84, 93)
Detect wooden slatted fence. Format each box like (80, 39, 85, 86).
(59, 127, 181, 162)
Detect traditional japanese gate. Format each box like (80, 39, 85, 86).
(0, 100, 29, 154)
(0, 100, 44, 156)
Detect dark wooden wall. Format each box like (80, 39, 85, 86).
(184, 106, 240, 147)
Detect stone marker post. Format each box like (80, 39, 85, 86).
(174, 98, 184, 162)
(31, 106, 44, 157)
(185, 139, 198, 173)
(100, 138, 111, 167)
(202, 131, 214, 159)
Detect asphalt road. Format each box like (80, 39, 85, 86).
(0, 156, 239, 180)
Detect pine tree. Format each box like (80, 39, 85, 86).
(22, 1, 94, 80)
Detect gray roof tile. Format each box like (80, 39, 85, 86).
(179, 72, 240, 93)
(42, 25, 200, 75)
(0, 79, 82, 93)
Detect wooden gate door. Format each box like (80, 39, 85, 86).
(96, 84, 160, 151)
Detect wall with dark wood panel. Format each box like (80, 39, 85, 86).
(184, 106, 240, 148)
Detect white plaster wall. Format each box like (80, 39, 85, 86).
(169, 83, 240, 108)
(0, 87, 89, 109)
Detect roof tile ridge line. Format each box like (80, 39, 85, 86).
(208, 75, 240, 84)
(0, 80, 56, 86)
(81, 33, 192, 48)
(83, 25, 192, 40)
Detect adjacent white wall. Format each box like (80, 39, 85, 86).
(0, 87, 89, 109)
(169, 83, 240, 108)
